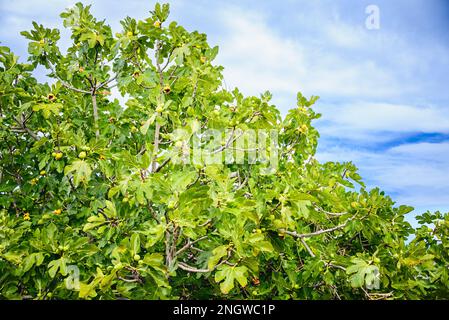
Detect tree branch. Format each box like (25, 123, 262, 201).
(327, 262, 346, 271)
(299, 238, 315, 257)
(147, 203, 160, 223)
(313, 204, 347, 217)
(177, 249, 233, 274)
(178, 262, 211, 273)
(161, 47, 175, 72)
(176, 236, 208, 256)
(279, 215, 354, 240)
(47, 61, 90, 94)
(118, 276, 141, 283)
(154, 157, 170, 173)
(209, 128, 244, 155)
(280, 222, 348, 239)
(13, 114, 39, 141)
(60, 82, 91, 94)
(151, 122, 161, 172)
(96, 75, 118, 90)
(151, 40, 164, 173)
(91, 92, 100, 139)
(198, 219, 212, 227)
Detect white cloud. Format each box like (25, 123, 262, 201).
(0, 0, 72, 15)
(315, 102, 449, 143)
(316, 142, 449, 207)
(323, 19, 370, 49)
(389, 142, 449, 159)
(214, 8, 305, 98)
(211, 4, 427, 109)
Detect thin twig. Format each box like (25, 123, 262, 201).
(178, 262, 211, 273)
(147, 203, 160, 223)
(91, 91, 100, 139)
(280, 222, 348, 239)
(209, 128, 244, 154)
(96, 75, 118, 90)
(150, 40, 164, 173)
(154, 157, 171, 173)
(314, 204, 347, 217)
(12, 115, 39, 141)
(47, 61, 91, 94)
(176, 236, 208, 256)
(299, 238, 315, 257)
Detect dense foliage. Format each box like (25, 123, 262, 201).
(1, 3, 448, 300)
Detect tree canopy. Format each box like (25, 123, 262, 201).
(0, 3, 448, 300)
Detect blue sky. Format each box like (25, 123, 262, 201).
(1, 0, 448, 221)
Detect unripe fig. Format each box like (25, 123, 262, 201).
(175, 141, 183, 148)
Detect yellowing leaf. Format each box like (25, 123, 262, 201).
(214, 265, 248, 294)
(208, 245, 228, 270)
(32, 103, 62, 118)
(130, 233, 140, 255)
(64, 160, 92, 186)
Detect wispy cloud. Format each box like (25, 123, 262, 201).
(315, 102, 449, 144)
(214, 5, 409, 104)
(316, 142, 449, 208)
